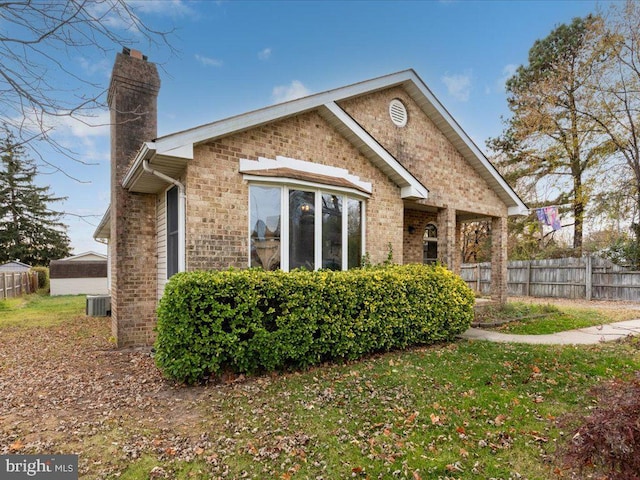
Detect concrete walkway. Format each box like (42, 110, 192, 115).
(460, 319, 640, 345)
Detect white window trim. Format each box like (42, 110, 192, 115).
(165, 184, 186, 279)
(248, 181, 366, 272)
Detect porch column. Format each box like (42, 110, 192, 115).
(437, 207, 457, 271)
(491, 216, 508, 304)
(453, 220, 462, 274)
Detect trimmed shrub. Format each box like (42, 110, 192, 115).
(32, 266, 49, 290)
(154, 264, 474, 384)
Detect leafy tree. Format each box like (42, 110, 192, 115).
(490, 15, 613, 254)
(461, 221, 491, 263)
(0, 128, 70, 265)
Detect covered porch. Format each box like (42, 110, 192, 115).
(403, 204, 508, 305)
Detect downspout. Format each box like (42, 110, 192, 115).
(142, 159, 186, 273)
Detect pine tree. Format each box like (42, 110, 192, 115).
(0, 128, 71, 265)
(489, 16, 614, 254)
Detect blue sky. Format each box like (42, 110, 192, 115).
(36, 0, 610, 255)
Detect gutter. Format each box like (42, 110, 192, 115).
(142, 159, 186, 273)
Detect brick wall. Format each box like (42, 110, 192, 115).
(184, 110, 405, 270)
(403, 209, 437, 264)
(108, 50, 160, 347)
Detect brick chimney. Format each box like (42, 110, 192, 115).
(108, 47, 160, 347)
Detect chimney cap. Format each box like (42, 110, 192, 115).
(122, 46, 148, 61)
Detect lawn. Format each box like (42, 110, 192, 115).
(1, 294, 639, 479)
(477, 300, 640, 335)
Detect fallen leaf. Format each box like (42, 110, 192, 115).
(9, 440, 23, 452)
(405, 412, 417, 424)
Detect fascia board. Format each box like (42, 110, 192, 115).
(508, 205, 530, 216)
(93, 205, 111, 240)
(121, 143, 156, 189)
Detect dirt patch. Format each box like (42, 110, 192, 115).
(0, 316, 243, 477)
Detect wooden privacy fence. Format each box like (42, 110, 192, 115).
(461, 256, 640, 302)
(0, 271, 39, 299)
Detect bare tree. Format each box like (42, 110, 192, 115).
(581, 1, 640, 246)
(0, 0, 173, 176)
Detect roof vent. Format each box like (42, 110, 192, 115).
(389, 99, 408, 127)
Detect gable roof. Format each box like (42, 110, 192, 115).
(96, 70, 527, 240)
(0, 261, 31, 270)
(123, 70, 525, 209)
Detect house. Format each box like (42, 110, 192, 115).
(49, 251, 108, 296)
(0, 261, 32, 272)
(95, 48, 527, 348)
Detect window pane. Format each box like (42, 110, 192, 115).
(167, 186, 179, 278)
(322, 194, 342, 270)
(289, 190, 315, 270)
(423, 224, 438, 264)
(347, 199, 362, 269)
(250, 186, 281, 270)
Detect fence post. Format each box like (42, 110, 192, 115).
(526, 261, 532, 297)
(0, 273, 4, 299)
(476, 264, 481, 293)
(585, 255, 592, 301)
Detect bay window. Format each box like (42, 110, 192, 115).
(249, 184, 365, 271)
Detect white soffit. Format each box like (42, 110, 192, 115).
(123, 142, 192, 194)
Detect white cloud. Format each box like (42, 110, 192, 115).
(58, 110, 111, 139)
(271, 80, 311, 103)
(195, 54, 223, 67)
(496, 63, 518, 92)
(129, 0, 196, 18)
(78, 57, 111, 78)
(442, 71, 472, 102)
(258, 48, 272, 61)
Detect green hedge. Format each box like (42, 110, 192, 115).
(154, 264, 474, 384)
(32, 266, 49, 290)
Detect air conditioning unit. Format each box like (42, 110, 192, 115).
(86, 295, 111, 317)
